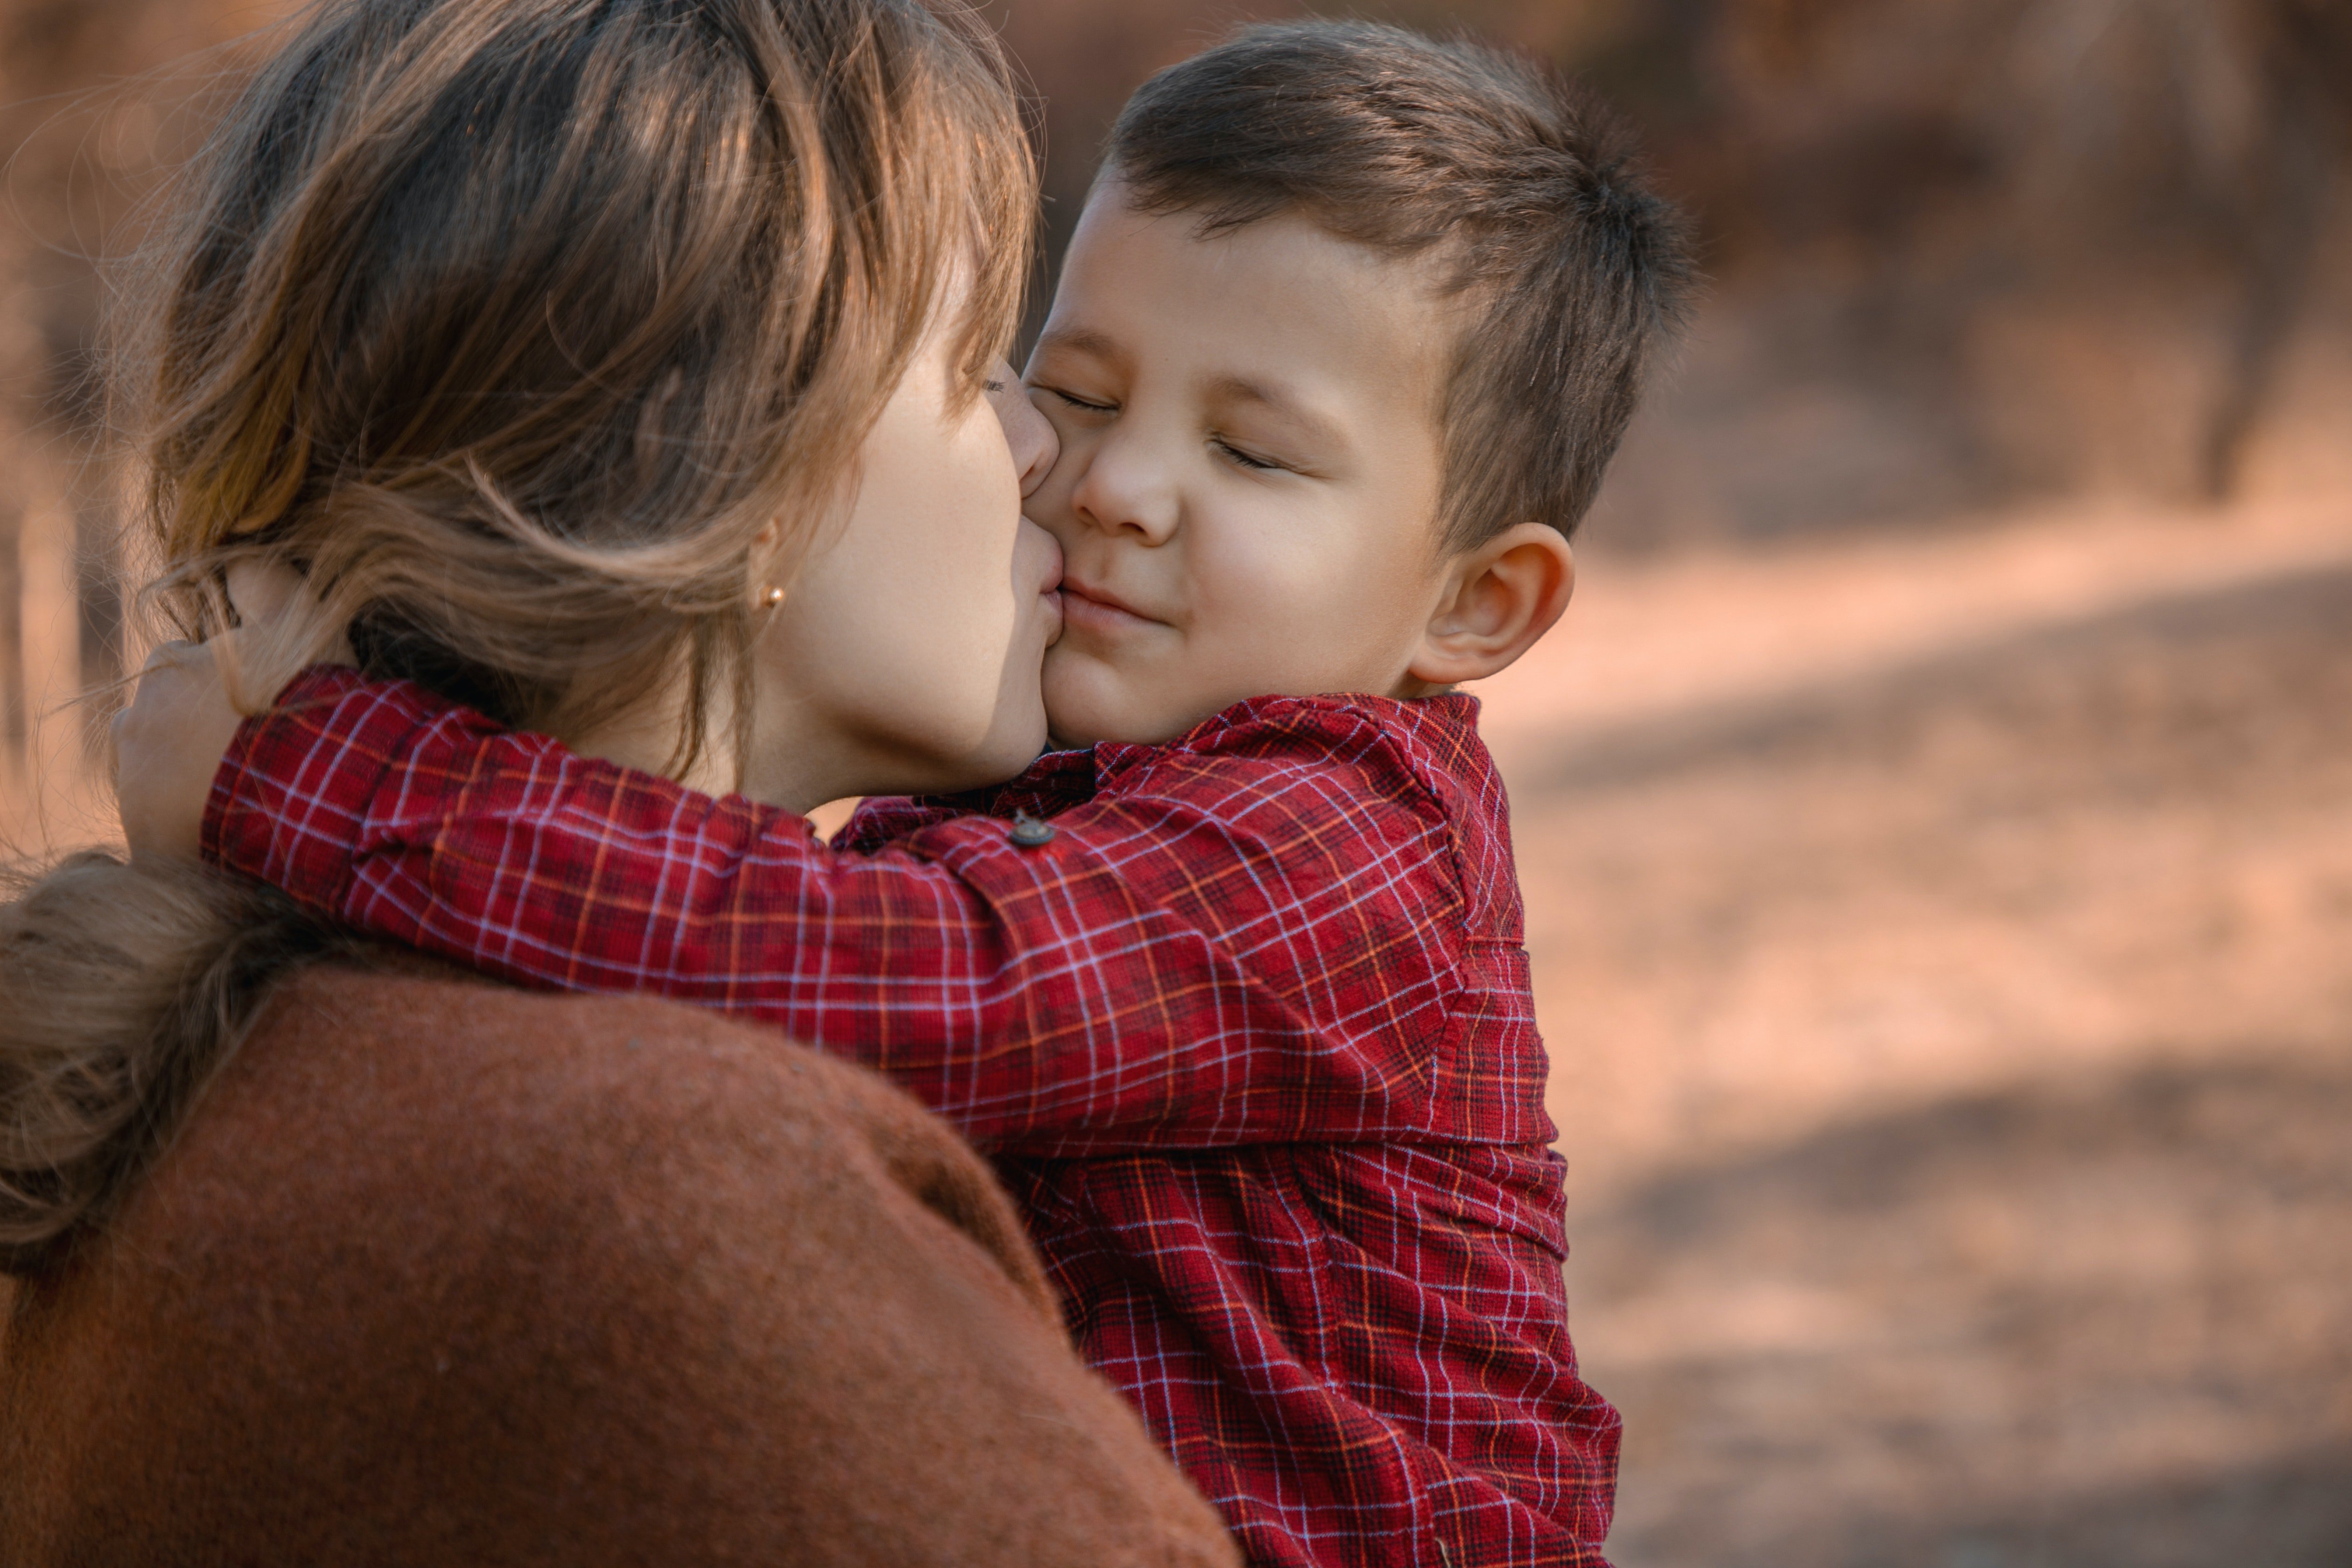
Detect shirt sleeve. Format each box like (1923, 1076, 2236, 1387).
(205, 666, 1471, 1154)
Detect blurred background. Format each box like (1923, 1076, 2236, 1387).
(5, 0, 2349, 1561)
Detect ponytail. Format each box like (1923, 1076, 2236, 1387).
(0, 854, 357, 1275)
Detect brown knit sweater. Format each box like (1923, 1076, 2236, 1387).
(0, 960, 1237, 1567)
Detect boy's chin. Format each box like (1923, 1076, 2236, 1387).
(1041, 655, 1190, 751)
(1041, 714, 1108, 753)
(1042, 668, 1220, 752)
(1053, 681, 1223, 752)
(1040, 654, 1123, 751)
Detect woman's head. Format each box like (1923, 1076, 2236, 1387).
(137, 0, 1039, 787)
(0, 0, 1049, 1278)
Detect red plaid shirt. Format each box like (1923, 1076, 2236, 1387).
(205, 666, 1621, 1567)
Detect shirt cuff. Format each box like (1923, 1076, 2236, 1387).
(203, 665, 458, 912)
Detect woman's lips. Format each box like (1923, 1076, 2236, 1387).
(1035, 549, 1065, 642)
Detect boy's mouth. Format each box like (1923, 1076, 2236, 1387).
(1059, 578, 1161, 637)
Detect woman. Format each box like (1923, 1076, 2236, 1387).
(0, 0, 1232, 1561)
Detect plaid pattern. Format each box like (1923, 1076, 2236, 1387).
(208, 667, 1622, 1567)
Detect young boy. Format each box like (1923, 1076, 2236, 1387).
(128, 22, 1689, 1567)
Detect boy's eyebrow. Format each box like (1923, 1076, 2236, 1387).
(1033, 324, 1123, 365)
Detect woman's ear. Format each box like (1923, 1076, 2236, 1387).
(1405, 523, 1575, 689)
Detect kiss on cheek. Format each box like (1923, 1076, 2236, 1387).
(1021, 182, 1574, 752)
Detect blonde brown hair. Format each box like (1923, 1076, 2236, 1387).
(0, 0, 1034, 1273)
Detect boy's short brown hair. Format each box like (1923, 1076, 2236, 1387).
(1103, 21, 1694, 550)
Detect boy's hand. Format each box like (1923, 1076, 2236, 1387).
(112, 561, 345, 861)
(112, 638, 251, 862)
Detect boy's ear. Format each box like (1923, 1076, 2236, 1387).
(1406, 522, 1575, 689)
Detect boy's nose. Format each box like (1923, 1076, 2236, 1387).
(1069, 434, 1178, 546)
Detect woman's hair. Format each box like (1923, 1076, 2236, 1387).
(0, 857, 365, 1274)
(0, 0, 1033, 1274)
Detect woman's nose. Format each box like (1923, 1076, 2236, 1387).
(986, 364, 1057, 499)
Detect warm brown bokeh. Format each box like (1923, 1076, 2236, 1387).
(0, 0, 296, 844)
(4, 2, 2348, 1563)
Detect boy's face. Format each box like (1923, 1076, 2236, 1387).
(1023, 187, 1462, 748)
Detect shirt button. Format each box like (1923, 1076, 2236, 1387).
(1009, 810, 1056, 847)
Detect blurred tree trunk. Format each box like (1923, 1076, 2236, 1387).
(0, 10, 80, 821)
(2199, 0, 2350, 499)
(0, 0, 287, 833)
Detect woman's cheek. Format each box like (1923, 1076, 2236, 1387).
(977, 653, 1050, 777)
(897, 522, 1028, 761)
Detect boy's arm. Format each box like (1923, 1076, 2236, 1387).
(208, 667, 1472, 1154)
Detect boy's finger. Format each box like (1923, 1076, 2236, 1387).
(224, 559, 310, 627)
(122, 643, 230, 742)
(223, 559, 355, 668)
(137, 637, 211, 678)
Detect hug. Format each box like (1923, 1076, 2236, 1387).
(0, 1, 1691, 1563)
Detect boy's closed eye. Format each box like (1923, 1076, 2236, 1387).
(1210, 435, 1290, 474)
(1041, 385, 1116, 416)
(1033, 375, 1303, 481)
(1201, 377, 1342, 481)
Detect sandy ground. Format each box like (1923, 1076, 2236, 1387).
(1470, 494, 2352, 1566)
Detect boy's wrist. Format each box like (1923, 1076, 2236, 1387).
(203, 665, 450, 908)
